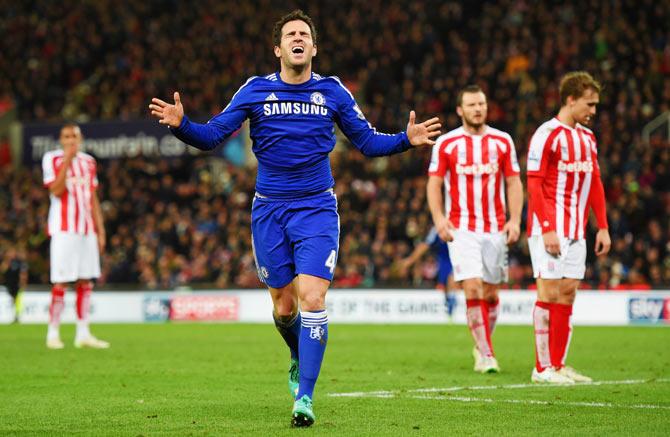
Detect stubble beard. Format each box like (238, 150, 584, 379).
(464, 115, 485, 131)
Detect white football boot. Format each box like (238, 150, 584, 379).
(557, 366, 592, 383)
(46, 337, 65, 349)
(481, 356, 500, 373)
(74, 336, 110, 349)
(531, 367, 574, 384)
(473, 346, 484, 372)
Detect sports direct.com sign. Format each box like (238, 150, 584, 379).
(1, 290, 669, 325)
(170, 295, 239, 321)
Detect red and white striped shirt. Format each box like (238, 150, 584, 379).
(42, 150, 99, 236)
(428, 126, 520, 233)
(526, 118, 600, 239)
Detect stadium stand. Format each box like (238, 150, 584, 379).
(0, 0, 668, 289)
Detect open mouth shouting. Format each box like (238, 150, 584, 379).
(291, 46, 305, 55)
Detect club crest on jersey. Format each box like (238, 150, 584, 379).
(310, 92, 325, 106)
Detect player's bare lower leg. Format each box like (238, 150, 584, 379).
(46, 283, 67, 349)
(483, 283, 500, 335)
(463, 278, 498, 373)
(269, 280, 301, 398)
(292, 274, 329, 427)
(74, 280, 110, 349)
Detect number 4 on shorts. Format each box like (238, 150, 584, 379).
(325, 250, 337, 274)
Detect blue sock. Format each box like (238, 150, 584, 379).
(273, 312, 301, 360)
(446, 292, 456, 316)
(297, 310, 328, 400)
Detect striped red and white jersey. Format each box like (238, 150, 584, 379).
(526, 117, 600, 239)
(42, 150, 99, 236)
(428, 126, 520, 233)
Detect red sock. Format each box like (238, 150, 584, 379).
(486, 298, 499, 335)
(49, 285, 66, 327)
(466, 299, 494, 357)
(76, 282, 93, 321)
(550, 303, 573, 369)
(533, 301, 552, 372)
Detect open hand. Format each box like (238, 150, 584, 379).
(407, 111, 441, 147)
(149, 92, 184, 128)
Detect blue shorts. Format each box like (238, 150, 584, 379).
(251, 190, 340, 288)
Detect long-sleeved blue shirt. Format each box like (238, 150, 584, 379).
(171, 72, 412, 198)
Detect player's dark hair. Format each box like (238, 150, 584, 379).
(559, 71, 601, 105)
(61, 122, 80, 129)
(456, 85, 484, 107)
(60, 122, 81, 134)
(272, 9, 317, 47)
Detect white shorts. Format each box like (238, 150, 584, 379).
(447, 230, 508, 283)
(528, 235, 586, 280)
(50, 233, 101, 284)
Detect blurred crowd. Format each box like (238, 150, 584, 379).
(1, 0, 669, 289)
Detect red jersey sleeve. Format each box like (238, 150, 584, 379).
(527, 175, 556, 233)
(588, 136, 608, 229)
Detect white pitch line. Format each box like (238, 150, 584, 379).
(329, 390, 395, 398)
(411, 378, 670, 394)
(328, 378, 670, 398)
(412, 395, 670, 410)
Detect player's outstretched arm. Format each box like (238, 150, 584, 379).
(406, 111, 441, 147)
(149, 90, 246, 150)
(149, 92, 184, 128)
(400, 242, 430, 270)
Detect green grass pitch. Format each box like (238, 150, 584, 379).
(1, 323, 668, 435)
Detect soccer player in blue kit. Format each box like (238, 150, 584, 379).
(400, 226, 457, 317)
(149, 10, 441, 427)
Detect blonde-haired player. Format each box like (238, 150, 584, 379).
(526, 71, 610, 383)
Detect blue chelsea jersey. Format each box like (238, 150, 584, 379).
(171, 72, 411, 198)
